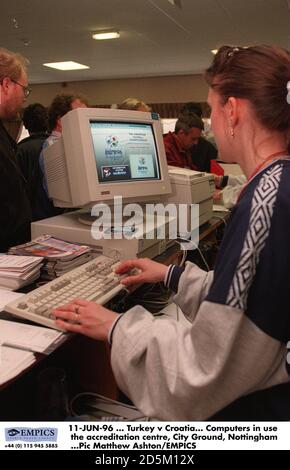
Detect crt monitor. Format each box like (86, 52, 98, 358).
(43, 107, 171, 208)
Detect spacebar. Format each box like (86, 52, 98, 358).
(85, 287, 119, 303)
(85, 290, 103, 301)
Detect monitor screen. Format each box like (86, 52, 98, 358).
(43, 108, 171, 208)
(90, 121, 160, 183)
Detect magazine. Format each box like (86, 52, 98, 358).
(9, 235, 91, 260)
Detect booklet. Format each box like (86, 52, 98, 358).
(9, 235, 91, 260)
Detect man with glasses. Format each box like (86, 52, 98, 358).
(10, 79, 31, 99)
(0, 47, 31, 251)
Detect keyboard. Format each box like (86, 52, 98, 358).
(4, 254, 125, 330)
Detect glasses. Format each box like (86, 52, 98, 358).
(11, 79, 32, 98)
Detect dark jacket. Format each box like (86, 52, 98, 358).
(190, 137, 217, 172)
(16, 132, 52, 221)
(0, 120, 31, 252)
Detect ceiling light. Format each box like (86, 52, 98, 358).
(43, 61, 89, 71)
(92, 31, 120, 40)
(211, 49, 218, 55)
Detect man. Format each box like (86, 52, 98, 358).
(17, 103, 49, 218)
(163, 113, 204, 170)
(35, 94, 87, 220)
(0, 48, 31, 251)
(180, 102, 218, 172)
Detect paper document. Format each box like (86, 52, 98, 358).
(0, 319, 66, 354)
(0, 345, 35, 385)
(0, 289, 24, 311)
(0, 255, 43, 270)
(0, 256, 43, 290)
(213, 204, 229, 212)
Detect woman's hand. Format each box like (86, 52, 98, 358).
(213, 189, 222, 201)
(214, 175, 223, 188)
(115, 258, 168, 288)
(53, 298, 118, 341)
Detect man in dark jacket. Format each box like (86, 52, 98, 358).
(17, 103, 49, 220)
(0, 47, 31, 252)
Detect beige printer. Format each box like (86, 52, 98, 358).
(164, 166, 215, 232)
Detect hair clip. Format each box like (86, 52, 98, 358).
(287, 81, 290, 104)
(227, 47, 240, 58)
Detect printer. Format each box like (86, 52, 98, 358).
(164, 166, 215, 233)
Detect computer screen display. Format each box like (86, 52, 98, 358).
(90, 121, 160, 183)
(43, 108, 171, 208)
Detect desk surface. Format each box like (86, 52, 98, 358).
(200, 211, 229, 240)
(0, 212, 229, 420)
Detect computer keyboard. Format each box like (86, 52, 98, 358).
(4, 254, 125, 330)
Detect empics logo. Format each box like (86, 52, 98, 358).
(7, 429, 20, 437)
(5, 427, 58, 442)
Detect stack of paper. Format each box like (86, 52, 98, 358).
(0, 319, 66, 354)
(9, 235, 92, 280)
(0, 255, 43, 290)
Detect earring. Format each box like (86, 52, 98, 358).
(230, 127, 235, 138)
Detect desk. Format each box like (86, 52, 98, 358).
(0, 212, 229, 420)
(200, 211, 228, 241)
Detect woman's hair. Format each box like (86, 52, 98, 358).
(205, 45, 290, 132)
(118, 98, 151, 112)
(0, 47, 28, 81)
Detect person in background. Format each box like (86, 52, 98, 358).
(163, 112, 204, 170)
(214, 173, 246, 209)
(35, 94, 87, 221)
(17, 103, 49, 217)
(118, 97, 151, 112)
(0, 47, 31, 251)
(180, 102, 218, 172)
(54, 45, 290, 421)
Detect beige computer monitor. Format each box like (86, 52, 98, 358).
(44, 108, 171, 208)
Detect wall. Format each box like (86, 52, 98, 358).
(28, 74, 209, 107)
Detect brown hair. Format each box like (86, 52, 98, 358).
(175, 112, 204, 134)
(0, 47, 28, 81)
(205, 45, 290, 133)
(48, 93, 88, 131)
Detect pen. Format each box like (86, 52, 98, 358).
(1, 341, 37, 353)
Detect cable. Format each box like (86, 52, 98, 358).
(70, 392, 149, 421)
(170, 239, 187, 267)
(177, 237, 210, 271)
(212, 215, 227, 227)
(195, 245, 210, 271)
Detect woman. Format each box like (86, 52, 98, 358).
(117, 97, 151, 112)
(54, 45, 290, 420)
